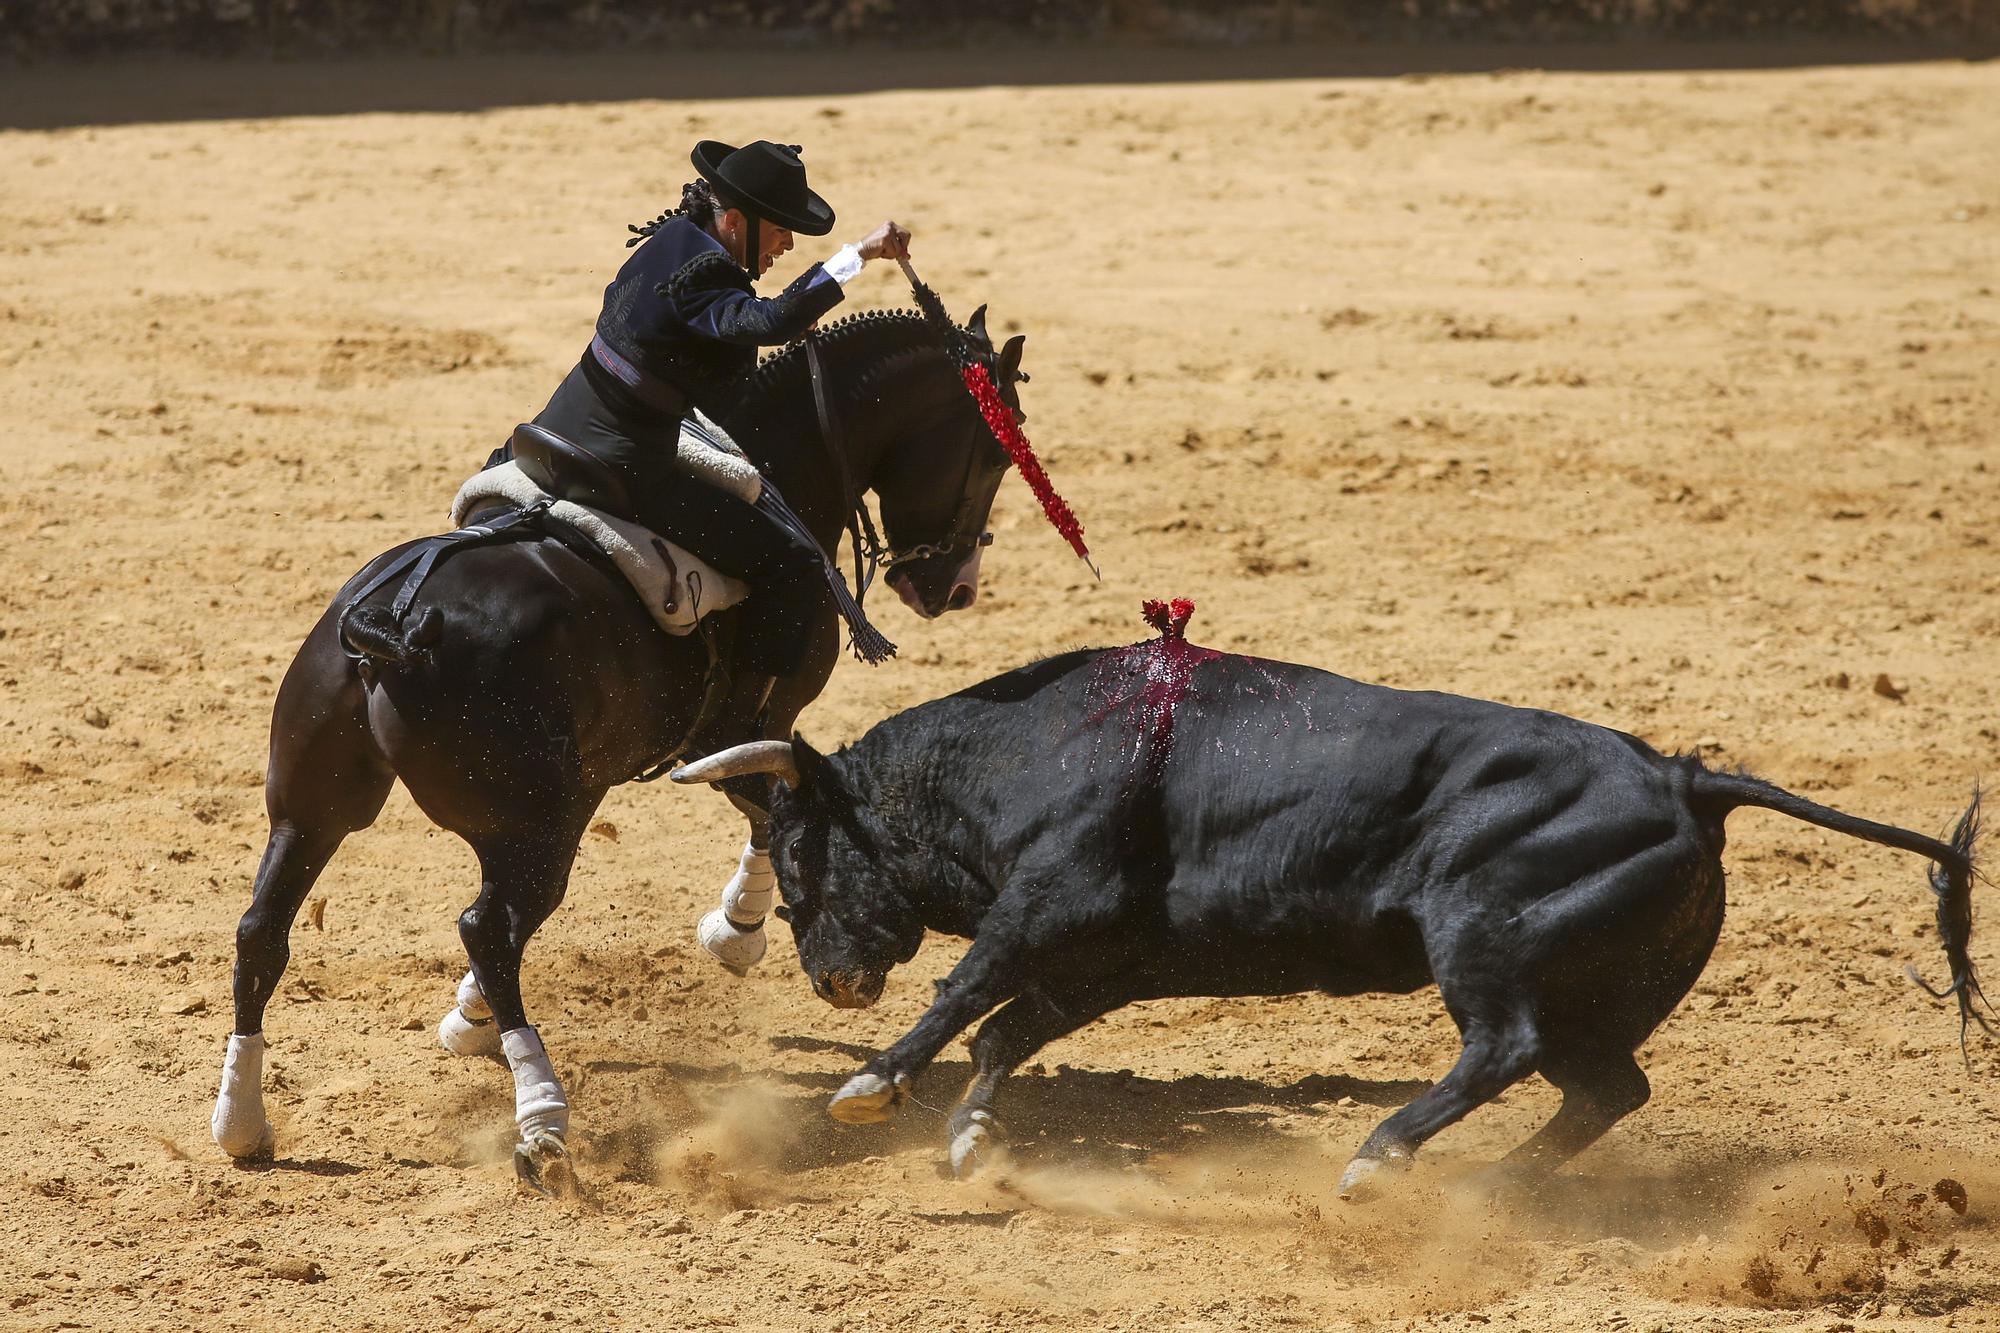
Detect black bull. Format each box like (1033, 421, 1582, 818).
(676, 620, 1985, 1194)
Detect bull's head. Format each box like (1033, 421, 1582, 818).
(672, 738, 926, 1009)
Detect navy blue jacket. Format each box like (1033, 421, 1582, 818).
(592, 217, 847, 419)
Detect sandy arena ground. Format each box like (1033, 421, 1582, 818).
(2, 44, 1998, 1333)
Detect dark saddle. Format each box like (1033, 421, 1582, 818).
(508, 423, 638, 521)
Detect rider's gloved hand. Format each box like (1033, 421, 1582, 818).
(857, 220, 911, 262)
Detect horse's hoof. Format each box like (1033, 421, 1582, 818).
(213, 1114, 274, 1161)
(212, 1098, 274, 1160)
(514, 1129, 574, 1198)
(697, 908, 766, 975)
(438, 1007, 502, 1057)
(948, 1110, 1006, 1179)
(828, 1071, 906, 1125)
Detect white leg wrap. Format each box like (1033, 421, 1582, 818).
(699, 842, 774, 973)
(211, 1032, 273, 1158)
(698, 908, 767, 972)
(721, 843, 775, 925)
(439, 1006, 502, 1057)
(438, 970, 502, 1056)
(500, 1026, 568, 1144)
(456, 969, 491, 1019)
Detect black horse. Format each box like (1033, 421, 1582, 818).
(210, 308, 1029, 1179)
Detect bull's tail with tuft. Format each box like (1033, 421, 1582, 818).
(1913, 795, 1988, 1060)
(1695, 771, 1988, 1061)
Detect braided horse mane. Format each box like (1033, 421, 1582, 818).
(744, 307, 993, 407)
(714, 309, 979, 467)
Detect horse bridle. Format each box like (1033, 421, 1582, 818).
(804, 333, 996, 590)
(881, 484, 994, 571)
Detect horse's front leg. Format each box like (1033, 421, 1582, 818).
(696, 802, 778, 974)
(696, 615, 837, 974)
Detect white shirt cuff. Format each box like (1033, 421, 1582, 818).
(823, 244, 865, 285)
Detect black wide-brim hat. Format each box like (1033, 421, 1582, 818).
(691, 139, 835, 236)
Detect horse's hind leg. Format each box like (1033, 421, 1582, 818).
(213, 824, 347, 1157)
(456, 826, 589, 1186)
(214, 638, 392, 1158)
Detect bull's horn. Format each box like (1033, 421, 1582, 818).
(671, 740, 800, 787)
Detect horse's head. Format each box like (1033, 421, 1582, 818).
(875, 305, 1027, 619)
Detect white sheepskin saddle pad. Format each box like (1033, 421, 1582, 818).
(449, 462, 748, 636)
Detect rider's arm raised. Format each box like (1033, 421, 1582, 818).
(667, 220, 913, 348)
(669, 250, 847, 348)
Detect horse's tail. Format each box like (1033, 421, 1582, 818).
(1695, 770, 1988, 1060)
(339, 602, 444, 673)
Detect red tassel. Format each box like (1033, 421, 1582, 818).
(960, 363, 1095, 573)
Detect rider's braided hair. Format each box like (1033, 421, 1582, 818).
(626, 179, 726, 248)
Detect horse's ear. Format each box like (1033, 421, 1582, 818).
(999, 334, 1026, 381)
(966, 304, 990, 347)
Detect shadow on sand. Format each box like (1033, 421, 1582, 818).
(590, 1033, 1835, 1251)
(230, 1154, 367, 1177)
(645, 1031, 1433, 1180)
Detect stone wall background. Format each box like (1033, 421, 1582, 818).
(3, 0, 1992, 60)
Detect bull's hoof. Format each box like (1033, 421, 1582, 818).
(828, 1071, 907, 1125)
(948, 1109, 1006, 1179)
(697, 908, 766, 976)
(438, 1006, 503, 1058)
(1337, 1151, 1409, 1203)
(514, 1129, 574, 1198)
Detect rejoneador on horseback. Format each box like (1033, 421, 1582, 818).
(209, 136, 1047, 1186)
(520, 138, 914, 683)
